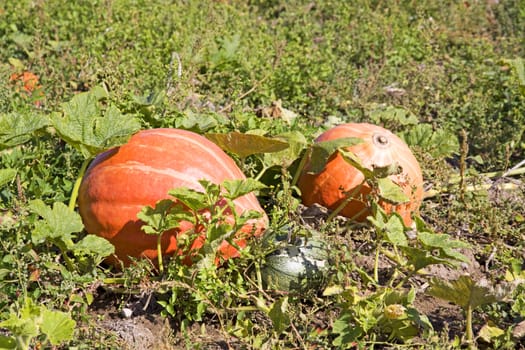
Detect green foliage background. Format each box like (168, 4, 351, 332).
(1, 0, 525, 348)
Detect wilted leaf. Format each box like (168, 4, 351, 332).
(0, 112, 50, 149)
(428, 275, 511, 310)
(309, 138, 363, 174)
(479, 323, 505, 343)
(41, 309, 76, 345)
(206, 132, 289, 158)
(50, 86, 141, 158)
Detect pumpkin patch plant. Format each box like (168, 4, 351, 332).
(78, 128, 268, 269)
(297, 123, 424, 226)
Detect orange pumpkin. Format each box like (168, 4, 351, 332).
(297, 123, 423, 226)
(78, 128, 268, 267)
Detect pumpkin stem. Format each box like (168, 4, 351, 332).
(372, 133, 390, 148)
(68, 157, 92, 211)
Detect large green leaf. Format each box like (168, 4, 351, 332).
(30, 200, 83, 248)
(50, 86, 141, 158)
(206, 131, 289, 158)
(40, 310, 76, 345)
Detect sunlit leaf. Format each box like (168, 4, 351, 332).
(377, 178, 409, 204)
(137, 199, 189, 235)
(50, 86, 141, 158)
(479, 323, 505, 343)
(30, 200, 83, 247)
(41, 309, 76, 345)
(384, 214, 408, 246)
(206, 132, 289, 158)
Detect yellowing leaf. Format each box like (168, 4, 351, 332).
(206, 132, 289, 158)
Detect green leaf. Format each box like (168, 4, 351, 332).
(222, 178, 266, 200)
(268, 297, 291, 334)
(30, 200, 84, 247)
(367, 104, 419, 126)
(0, 334, 16, 349)
(0, 169, 17, 188)
(0, 299, 41, 342)
(206, 132, 289, 158)
(50, 87, 141, 158)
(377, 177, 410, 204)
(427, 275, 511, 310)
(418, 232, 470, 263)
(137, 199, 187, 235)
(0, 112, 50, 150)
(73, 235, 115, 258)
(168, 187, 209, 212)
(400, 246, 454, 271)
(176, 111, 219, 132)
(40, 309, 76, 345)
(401, 124, 459, 158)
(309, 138, 364, 174)
(384, 214, 408, 246)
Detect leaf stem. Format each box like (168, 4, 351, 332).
(466, 304, 475, 349)
(157, 233, 164, 275)
(69, 158, 92, 211)
(291, 148, 311, 187)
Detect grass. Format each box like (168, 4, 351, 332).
(1, 0, 525, 348)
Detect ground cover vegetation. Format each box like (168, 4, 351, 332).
(1, 0, 525, 348)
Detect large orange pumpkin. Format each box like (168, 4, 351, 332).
(297, 123, 423, 226)
(78, 128, 268, 267)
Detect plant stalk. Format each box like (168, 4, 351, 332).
(466, 304, 475, 349)
(69, 158, 92, 211)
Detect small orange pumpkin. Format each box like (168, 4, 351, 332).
(297, 123, 423, 226)
(78, 128, 268, 267)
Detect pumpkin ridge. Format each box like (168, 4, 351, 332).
(138, 129, 243, 179)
